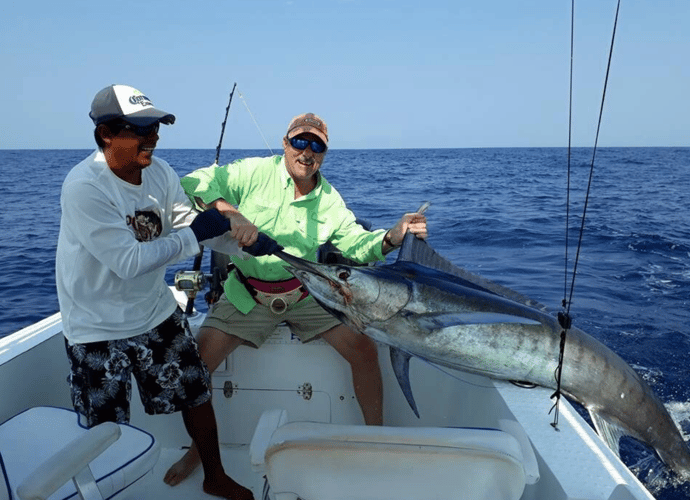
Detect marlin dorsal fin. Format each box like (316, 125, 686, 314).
(397, 233, 551, 313)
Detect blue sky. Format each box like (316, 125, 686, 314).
(2, 0, 688, 149)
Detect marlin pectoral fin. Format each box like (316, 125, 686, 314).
(415, 312, 541, 330)
(390, 347, 420, 418)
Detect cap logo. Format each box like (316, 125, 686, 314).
(298, 116, 322, 128)
(129, 94, 153, 108)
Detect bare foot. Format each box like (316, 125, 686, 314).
(163, 449, 201, 486)
(203, 474, 254, 500)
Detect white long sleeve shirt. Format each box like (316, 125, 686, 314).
(56, 150, 240, 343)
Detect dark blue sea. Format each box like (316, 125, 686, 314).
(1, 147, 689, 498)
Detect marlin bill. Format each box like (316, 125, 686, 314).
(277, 234, 690, 482)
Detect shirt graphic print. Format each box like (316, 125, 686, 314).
(128, 209, 162, 242)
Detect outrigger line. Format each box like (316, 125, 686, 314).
(238, 91, 274, 155)
(550, 0, 622, 428)
(185, 83, 238, 316)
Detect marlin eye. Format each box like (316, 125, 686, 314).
(337, 268, 351, 281)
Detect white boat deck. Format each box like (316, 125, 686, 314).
(153, 445, 259, 500)
(0, 310, 658, 500)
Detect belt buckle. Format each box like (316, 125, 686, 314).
(269, 296, 288, 314)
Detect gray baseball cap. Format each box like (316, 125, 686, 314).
(89, 84, 175, 126)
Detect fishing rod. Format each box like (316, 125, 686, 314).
(215, 83, 238, 166)
(184, 83, 238, 316)
(550, 0, 621, 428)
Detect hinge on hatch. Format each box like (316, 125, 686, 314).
(222, 380, 313, 400)
(223, 380, 237, 398)
(298, 383, 312, 400)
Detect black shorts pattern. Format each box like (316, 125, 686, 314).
(65, 308, 211, 427)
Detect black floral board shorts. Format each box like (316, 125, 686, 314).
(65, 308, 212, 428)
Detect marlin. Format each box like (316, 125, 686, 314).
(275, 234, 690, 481)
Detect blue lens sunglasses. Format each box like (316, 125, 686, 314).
(288, 136, 327, 154)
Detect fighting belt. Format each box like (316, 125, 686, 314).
(244, 276, 309, 314)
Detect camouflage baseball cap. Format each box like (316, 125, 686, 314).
(286, 113, 328, 145)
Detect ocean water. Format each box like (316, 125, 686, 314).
(1, 147, 689, 498)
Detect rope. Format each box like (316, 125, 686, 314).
(238, 91, 274, 155)
(550, 0, 621, 428)
(563, 0, 575, 310)
(550, 0, 577, 430)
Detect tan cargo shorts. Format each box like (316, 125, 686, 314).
(201, 294, 342, 348)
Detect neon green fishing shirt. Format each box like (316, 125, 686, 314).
(181, 155, 387, 314)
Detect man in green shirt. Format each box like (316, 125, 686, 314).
(164, 113, 427, 486)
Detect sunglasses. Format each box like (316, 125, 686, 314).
(111, 121, 160, 137)
(288, 136, 327, 154)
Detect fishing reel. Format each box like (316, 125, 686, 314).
(174, 270, 209, 293)
(174, 270, 210, 307)
(175, 267, 225, 309)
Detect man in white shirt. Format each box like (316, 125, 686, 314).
(56, 84, 254, 500)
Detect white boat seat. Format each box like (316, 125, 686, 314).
(250, 409, 527, 500)
(0, 407, 160, 500)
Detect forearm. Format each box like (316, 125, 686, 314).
(382, 230, 399, 254)
(382, 212, 428, 255)
(206, 197, 241, 215)
(201, 197, 257, 247)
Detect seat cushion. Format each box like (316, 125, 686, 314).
(264, 422, 527, 500)
(0, 407, 159, 500)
